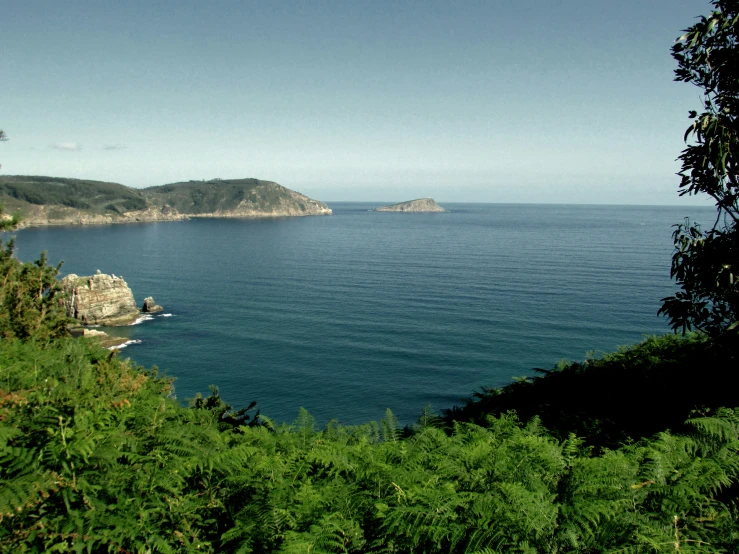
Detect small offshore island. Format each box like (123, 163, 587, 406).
(0, 175, 331, 228)
(374, 198, 446, 212)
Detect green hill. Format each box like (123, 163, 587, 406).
(0, 175, 147, 214)
(0, 175, 331, 226)
(144, 178, 329, 216)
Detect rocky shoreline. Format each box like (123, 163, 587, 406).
(61, 271, 165, 350)
(14, 204, 332, 229)
(61, 271, 141, 326)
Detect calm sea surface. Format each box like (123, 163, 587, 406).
(15, 203, 713, 425)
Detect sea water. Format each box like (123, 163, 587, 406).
(14, 203, 713, 424)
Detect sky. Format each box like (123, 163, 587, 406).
(0, 0, 717, 204)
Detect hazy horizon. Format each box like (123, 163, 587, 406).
(2, 0, 713, 205)
(0, 172, 714, 207)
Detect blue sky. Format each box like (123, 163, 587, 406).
(1, 0, 715, 204)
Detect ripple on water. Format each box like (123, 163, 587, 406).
(14, 203, 714, 424)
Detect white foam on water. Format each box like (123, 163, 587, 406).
(130, 314, 155, 325)
(109, 339, 142, 350)
(159, 313, 174, 317)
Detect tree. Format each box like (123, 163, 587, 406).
(0, 203, 68, 340)
(1, 128, 19, 230)
(0, 128, 6, 169)
(659, 0, 739, 336)
(0, 136, 67, 339)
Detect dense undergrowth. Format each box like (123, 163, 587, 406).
(444, 333, 739, 450)
(1, 232, 739, 552)
(1, 334, 739, 552)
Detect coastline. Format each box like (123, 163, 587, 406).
(13, 207, 333, 229)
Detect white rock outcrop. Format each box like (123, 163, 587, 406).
(61, 271, 140, 326)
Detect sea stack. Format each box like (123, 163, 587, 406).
(373, 198, 446, 212)
(60, 271, 140, 326)
(142, 296, 163, 313)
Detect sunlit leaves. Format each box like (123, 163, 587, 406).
(2, 327, 739, 552)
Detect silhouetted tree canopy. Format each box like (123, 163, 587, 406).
(660, 0, 739, 335)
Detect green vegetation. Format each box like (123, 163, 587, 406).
(1, 2, 738, 551)
(1, 212, 739, 550)
(143, 178, 292, 214)
(444, 332, 738, 449)
(0, 176, 326, 223)
(0, 176, 147, 214)
(1, 275, 738, 551)
(659, 0, 739, 336)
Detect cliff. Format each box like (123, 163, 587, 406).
(11, 204, 187, 227)
(60, 270, 140, 326)
(0, 176, 332, 228)
(374, 198, 446, 212)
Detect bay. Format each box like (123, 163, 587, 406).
(14, 202, 713, 425)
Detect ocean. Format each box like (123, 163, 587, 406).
(14, 202, 713, 425)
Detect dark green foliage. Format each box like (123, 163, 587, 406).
(0, 247, 69, 341)
(143, 178, 295, 214)
(0, 338, 237, 552)
(443, 333, 739, 449)
(0, 245, 737, 552)
(660, 0, 739, 335)
(190, 385, 261, 432)
(2, 330, 738, 552)
(0, 176, 148, 214)
(0, 175, 319, 220)
(661, 220, 739, 335)
(0, 210, 69, 341)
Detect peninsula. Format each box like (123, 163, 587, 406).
(373, 198, 446, 212)
(0, 176, 332, 228)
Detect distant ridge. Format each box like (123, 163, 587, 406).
(374, 198, 446, 212)
(0, 176, 331, 227)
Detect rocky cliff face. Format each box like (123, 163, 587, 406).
(374, 198, 446, 212)
(61, 271, 140, 326)
(14, 205, 187, 229)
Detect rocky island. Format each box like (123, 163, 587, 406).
(374, 198, 446, 212)
(142, 296, 163, 313)
(0, 176, 332, 228)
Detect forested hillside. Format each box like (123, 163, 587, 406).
(0, 176, 331, 226)
(143, 178, 303, 214)
(0, 175, 147, 214)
